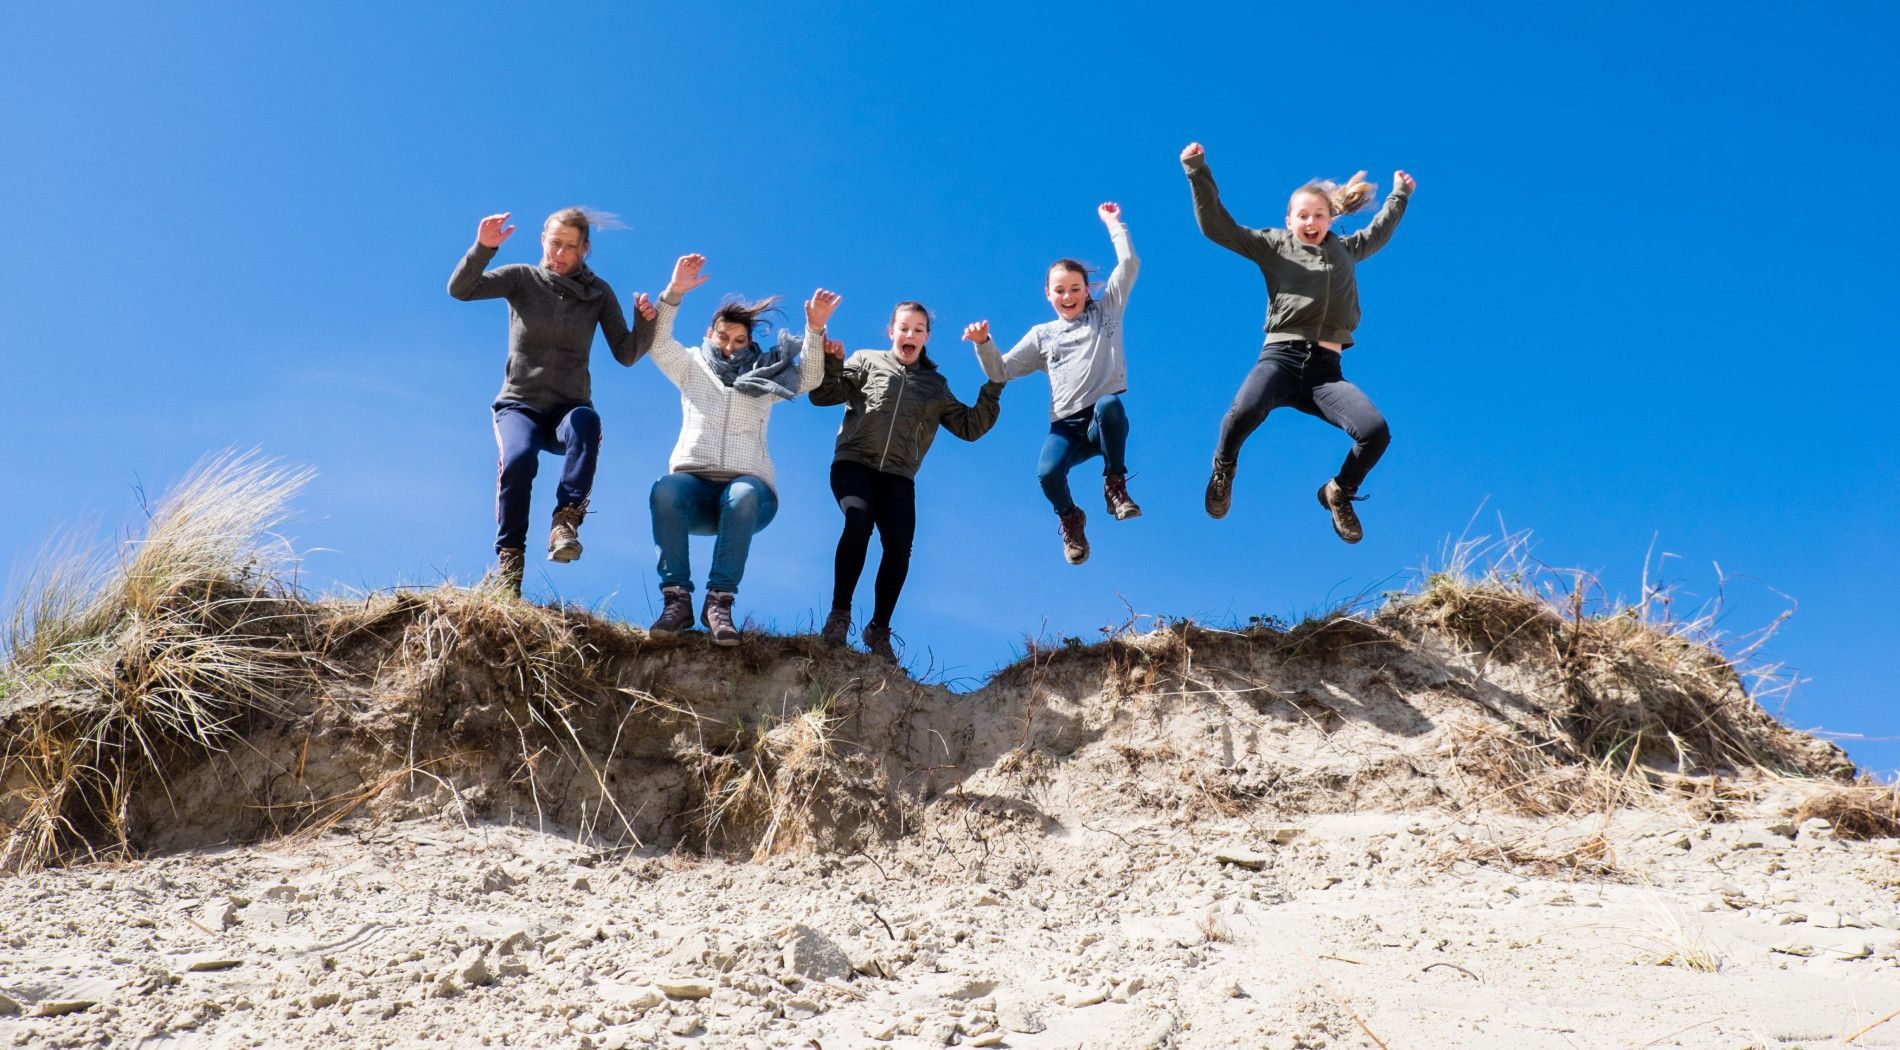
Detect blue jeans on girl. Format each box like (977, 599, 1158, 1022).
(1037, 393, 1129, 515)
(649, 472, 779, 594)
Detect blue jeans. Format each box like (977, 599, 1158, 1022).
(1037, 394, 1129, 515)
(493, 400, 601, 552)
(649, 472, 779, 594)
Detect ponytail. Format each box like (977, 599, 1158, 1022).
(1292, 171, 1378, 217)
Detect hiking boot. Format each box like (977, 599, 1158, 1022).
(821, 607, 852, 647)
(1104, 473, 1142, 520)
(1317, 479, 1367, 544)
(1057, 506, 1090, 565)
(648, 585, 693, 637)
(548, 501, 587, 563)
(701, 590, 741, 647)
(862, 623, 898, 665)
(493, 547, 525, 599)
(1204, 460, 1235, 519)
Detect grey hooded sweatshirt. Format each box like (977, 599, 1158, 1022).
(1183, 154, 1409, 348)
(448, 242, 656, 411)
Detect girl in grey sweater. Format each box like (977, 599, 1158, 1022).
(967, 202, 1141, 567)
(1181, 142, 1415, 543)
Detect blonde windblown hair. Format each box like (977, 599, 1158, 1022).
(1290, 171, 1378, 217)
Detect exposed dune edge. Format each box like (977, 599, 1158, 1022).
(0, 570, 1861, 873)
(7, 455, 1900, 1047)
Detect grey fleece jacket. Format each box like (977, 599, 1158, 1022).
(974, 223, 1139, 421)
(1183, 154, 1409, 348)
(809, 351, 1003, 480)
(448, 243, 656, 411)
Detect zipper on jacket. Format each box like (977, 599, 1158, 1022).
(878, 366, 909, 472)
(1316, 249, 1333, 339)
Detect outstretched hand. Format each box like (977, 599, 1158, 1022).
(1097, 201, 1122, 226)
(1180, 142, 1204, 163)
(961, 320, 991, 345)
(1394, 170, 1417, 194)
(824, 337, 845, 360)
(805, 288, 842, 329)
(633, 292, 657, 322)
(477, 212, 516, 248)
(665, 254, 709, 298)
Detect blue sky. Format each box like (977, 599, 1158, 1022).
(4, 2, 1896, 774)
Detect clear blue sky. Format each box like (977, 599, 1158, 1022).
(4, 2, 1896, 774)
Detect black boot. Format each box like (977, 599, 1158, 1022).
(648, 585, 693, 637)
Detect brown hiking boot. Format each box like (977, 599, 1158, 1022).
(493, 547, 525, 599)
(548, 502, 587, 563)
(701, 590, 741, 647)
(821, 607, 852, 647)
(648, 585, 693, 637)
(1204, 460, 1235, 519)
(1317, 479, 1366, 544)
(861, 623, 898, 665)
(1057, 506, 1090, 565)
(1104, 473, 1142, 520)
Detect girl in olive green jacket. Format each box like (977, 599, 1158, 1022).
(1181, 141, 1415, 544)
(808, 301, 1003, 664)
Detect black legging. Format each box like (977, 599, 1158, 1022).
(1216, 341, 1391, 492)
(829, 460, 917, 628)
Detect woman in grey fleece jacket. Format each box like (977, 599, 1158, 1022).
(1181, 142, 1415, 544)
(447, 207, 656, 597)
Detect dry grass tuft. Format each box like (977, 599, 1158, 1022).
(685, 696, 849, 861)
(1795, 780, 1900, 840)
(1, 450, 317, 871)
(1398, 530, 1841, 783)
(1441, 721, 1639, 818)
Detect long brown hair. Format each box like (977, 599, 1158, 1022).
(712, 295, 783, 341)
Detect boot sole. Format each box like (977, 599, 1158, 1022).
(711, 635, 741, 648)
(1205, 485, 1230, 520)
(1110, 505, 1143, 521)
(548, 544, 582, 563)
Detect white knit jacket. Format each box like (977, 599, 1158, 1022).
(650, 294, 826, 492)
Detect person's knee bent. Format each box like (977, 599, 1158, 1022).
(563, 406, 602, 443)
(1359, 415, 1391, 455)
(720, 480, 768, 527)
(650, 473, 696, 516)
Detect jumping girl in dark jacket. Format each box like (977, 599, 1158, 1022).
(1181, 142, 1414, 543)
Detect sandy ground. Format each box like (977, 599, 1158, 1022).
(3, 794, 1896, 1049)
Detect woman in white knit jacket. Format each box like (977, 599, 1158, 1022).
(645, 253, 840, 644)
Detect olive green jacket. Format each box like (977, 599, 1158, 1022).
(1184, 154, 1409, 348)
(809, 350, 1003, 479)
